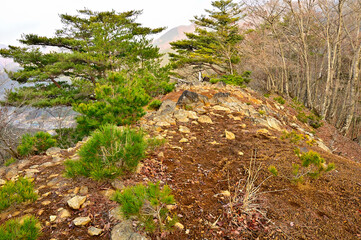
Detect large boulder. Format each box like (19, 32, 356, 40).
(176, 90, 209, 107)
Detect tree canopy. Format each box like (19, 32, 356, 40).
(0, 9, 165, 87)
(169, 0, 244, 77)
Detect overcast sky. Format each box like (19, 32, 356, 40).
(0, 0, 213, 46)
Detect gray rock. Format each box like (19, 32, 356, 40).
(214, 81, 226, 88)
(158, 100, 176, 115)
(176, 90, 209, 107)
(211, 92, 230, 104)
(46, 147, 62, 156)
(111, 221, 146, 240)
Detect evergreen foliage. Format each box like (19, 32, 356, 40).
(209, 72, 251, 86)
(3, 80, 92, 107)
(0, 9, 165, 87)
(148, 99, 163, 110)
(17, 132, 56, 157)
(112, 182, 177, 233)
(0, 216, 40, 240)
(65, 124, 146, 180)
(170, 0, 245, 77)
(74, 72, 150, 137)
(0, 178, 38, 211)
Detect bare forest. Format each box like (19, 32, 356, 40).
(240, 0, 361, 142)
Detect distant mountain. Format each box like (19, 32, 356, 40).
(153, 24, 195, 53)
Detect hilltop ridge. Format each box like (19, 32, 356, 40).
(0, 82, 360, 239)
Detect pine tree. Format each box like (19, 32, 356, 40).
(0, 9, 165, 88)
(169, 0, 244, 77)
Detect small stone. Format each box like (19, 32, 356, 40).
(179, 138, 189, 143)
(111, 221, 145, 240)
(186, 229, 190, 234)
(238, 151, 244, 156)
(88, 226, 103, 236)
(101, 189, 115, 198)
(50, 215, 57, 222)
(179, 126, 190, 133)
(67, 196, 87, 210)
(41, 200, 51, 206)
(48, 174, 59, 178)
(166, 205, 177, 211)
(225, 130, 235, 140)
(42, 192, 51, 197)
(175, 222, 184, 230)
(136, 163, 144, 174)
(198, 115, 213, 124)
(257, 129, 269, 135)
(111, 179, 124, 190)
(221, 190, 231, 197)
(41, 162, 54, 168)
(73, 216, 91, 226)
(157, 152, 164, 158)
(213, 105, 231, 112)
(73, 187, 80, 194)
(109, 207, 125, 221)
(59, 209, 71, 219)
(46, 147, 62, 156)
(37, 209, 44, 216)
(79, 186, 89, 195)
(240, 124, 246, 128)
(0, 179, 6, 185)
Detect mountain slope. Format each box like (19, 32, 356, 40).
(153, 24, 195, 52)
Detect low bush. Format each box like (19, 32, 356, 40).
(112, 182, 177, 233)
(210, 71, 251, 87)
(65, 124, 146, 180)
(269, 149, 335, 184)
(17, 132, 56, 157)
(148, 99, 162, 110)
(273, 96, 285, 105)
(4, 157, 17, 167)
(0, 177, 38, 211)
(0, 216, 41, 240)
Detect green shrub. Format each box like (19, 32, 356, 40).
(74, 72, 150, 137)
(0, 216, 41, 240)
(112, 182, 177, 233)
(65, 124, 147, 180)
(269, 150, 335, 184)
(258, 110, 266, 115)
(54, 127, 83, 149)
(264, 93, 270, 98)
(148, 99, 162, 110)
(17, 132, 56, 157)
(210, 71, 251, 87)
(4, 158, 17, 167)
(0, 177, 38, 211)
(273, 96, 285, 105)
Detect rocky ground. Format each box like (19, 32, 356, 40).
(0, 82, 361, 239)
